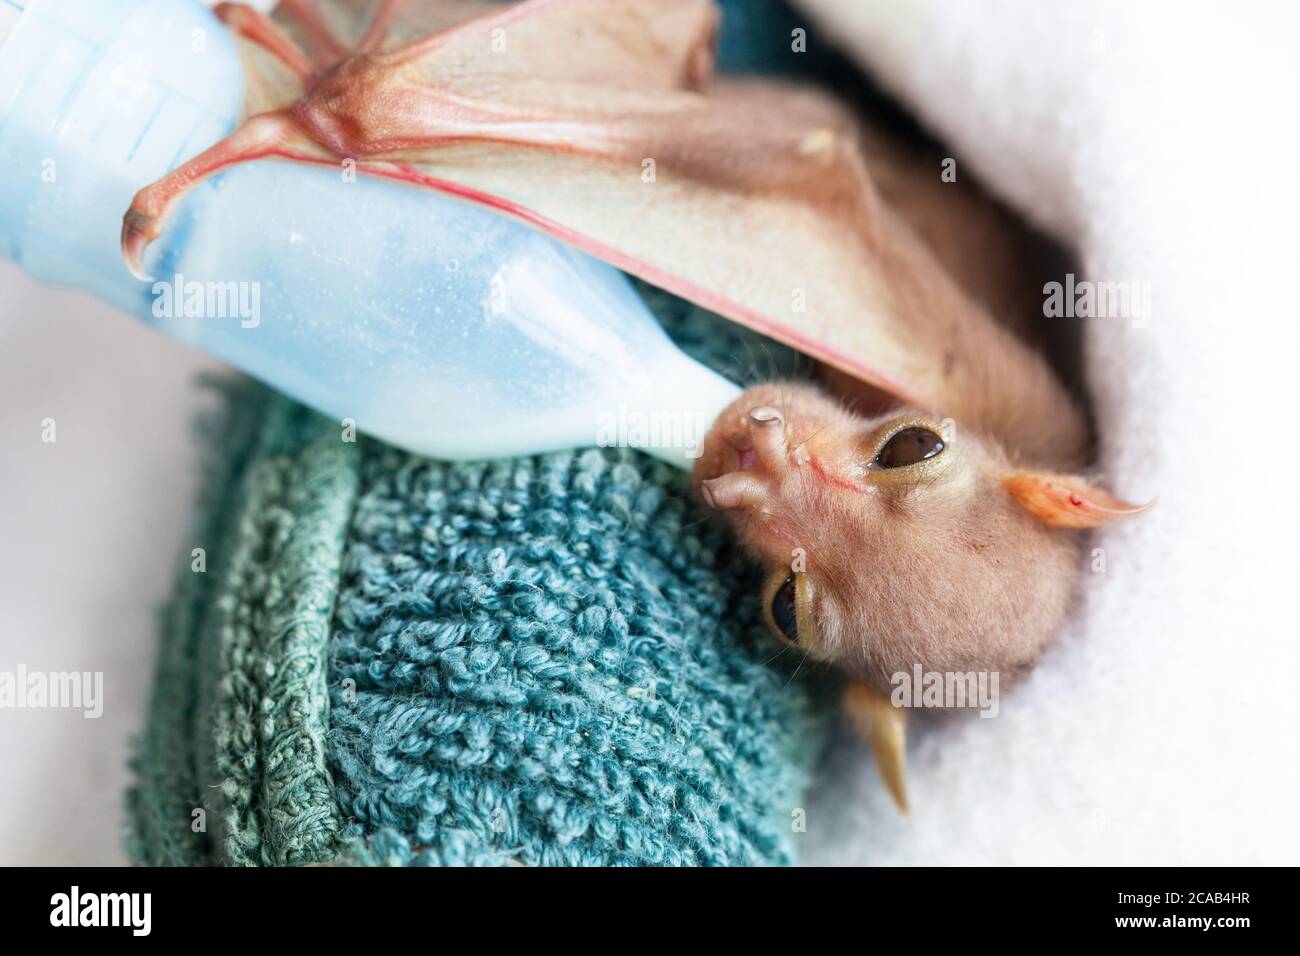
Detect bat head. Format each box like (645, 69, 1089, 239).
(693, 382, 1150, 692)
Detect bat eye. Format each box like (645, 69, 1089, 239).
(876, 426, 945, 468)
(769, 574, 799, 644)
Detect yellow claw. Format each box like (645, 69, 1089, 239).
(845, 681, 909, 815)
(120, 209, 156, 282)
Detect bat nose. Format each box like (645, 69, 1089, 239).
(747, 405, 789, 471)
(699, 479, 719, 509)
(699, 473, 765, 511)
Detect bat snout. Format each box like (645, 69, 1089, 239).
(697, 405, 797, 513)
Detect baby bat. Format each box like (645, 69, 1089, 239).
(118, 0, 1150, 811)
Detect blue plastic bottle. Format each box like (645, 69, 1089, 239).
(0, 0, 740, 465)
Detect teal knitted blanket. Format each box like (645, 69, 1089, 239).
(127, 286, 834, 866)
(125, 0, 872, 866)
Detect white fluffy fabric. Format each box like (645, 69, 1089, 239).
(793, 0, 1300, 864)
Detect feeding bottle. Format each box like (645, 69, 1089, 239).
(0, 0, 741, 466)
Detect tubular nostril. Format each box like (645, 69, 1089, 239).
(699, 473, 765, 511)
(699, 479, 719, 509)
(747, 406, 788, 470)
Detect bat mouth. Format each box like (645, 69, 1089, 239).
(694, 425, 754, 485)
(718, 435, 757, 475)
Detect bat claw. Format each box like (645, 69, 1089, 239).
(845, 682, 910, 816)
(121, 209, 157, 282)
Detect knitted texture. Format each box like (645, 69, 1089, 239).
(126, 286, 834, 866)
(125, 0, 871, 866)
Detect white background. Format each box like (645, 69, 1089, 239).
(0, 269, 221, 864)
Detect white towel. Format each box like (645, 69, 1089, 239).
(794, 0, 1300, 865)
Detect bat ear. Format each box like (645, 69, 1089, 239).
(1003, 472, 1154, 528)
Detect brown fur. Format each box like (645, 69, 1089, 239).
(694, 383, 1082, 691)
(692, 128, 1142, 693)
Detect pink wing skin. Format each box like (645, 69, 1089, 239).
(121, 0, 1084, 462)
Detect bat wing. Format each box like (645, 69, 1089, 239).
(128, 0, 1075, 450)
(331, 0, 1045, 423)
(377, 79, 937, 406)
